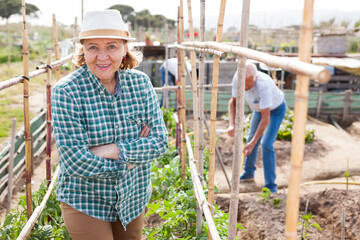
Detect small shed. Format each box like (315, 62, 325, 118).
(313, 33, 347, 54)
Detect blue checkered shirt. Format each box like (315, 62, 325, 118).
(51, 65, 168, 227)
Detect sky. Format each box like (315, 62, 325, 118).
(4, 0, 360, 29)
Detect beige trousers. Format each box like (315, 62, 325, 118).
(60, 202, 144, 240)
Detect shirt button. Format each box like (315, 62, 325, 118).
(115, 124, 119, 129)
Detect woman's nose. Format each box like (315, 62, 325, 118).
(97, 49, 109, 60)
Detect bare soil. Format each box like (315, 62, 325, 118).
(186, 114, 360, 239)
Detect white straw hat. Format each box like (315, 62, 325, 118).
(72, 10, 136, 43)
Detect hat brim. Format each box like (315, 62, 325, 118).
(72, 35, 136, 43)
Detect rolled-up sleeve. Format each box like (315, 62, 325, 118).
(52, 85, 121, 178)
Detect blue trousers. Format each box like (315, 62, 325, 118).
(241, 101, 286, 193)
(160, 65, 176, 107)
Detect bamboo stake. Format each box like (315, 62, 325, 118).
(81, 0, 84, 22)
(6, 119, 16, 214)
(22, 0, 33, 219)
(179, 0, 187, 181)
(208, 3, 226, 239)
(182, 41, 330, 83)
(197, 1, 206, 235)
(163, 19, 169, 109)
(187, 0, 199, 169)
(176, 7, 182, 159)
(52, 14, 61, 81)
(46, 50, 52, 186)
(72, 17, 78, 72)
(341, 209, 346, 240)
(285, 1, 314, 239)
(228, 1, 250, 239)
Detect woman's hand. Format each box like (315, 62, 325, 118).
(139, 125, 150, 137)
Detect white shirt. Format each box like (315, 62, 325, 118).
(232, 71, 284, 111)
(161, 58, 192, 79)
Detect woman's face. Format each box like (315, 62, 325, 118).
(83, 38, 126, 83)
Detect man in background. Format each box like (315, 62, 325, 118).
(227, 62, 286, 193)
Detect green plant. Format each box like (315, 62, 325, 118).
(0, 180, 70, 240)
(162, 108, 177, 138)
(258, 187, 271, 203)
(272, 198, 281, 208)
(344, 170, 355, 193)
(145, 143, 244, 239)
(297, 212, 322, 239)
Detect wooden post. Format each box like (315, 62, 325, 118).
(22, 0, 33, 219)
(208, 1, 227, 237)
(285, 0, 314, 239)
(228, 1, 250, 240)
(52, 14, 61, 81)
(316, 89, 323, 118)
(343, 89, 352, 121)
(46, 50, 52, 186)
(196, 0, 206, 236)
(179, 0, 187, 181)
(6, 119, 16, 214)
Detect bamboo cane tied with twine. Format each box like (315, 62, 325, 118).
(179, 0, 187, 181)
(22, 0, 33, 219)
(52, 14, 61, 81)
(285, 0, 314, 239)
(46, 50, 52, 186)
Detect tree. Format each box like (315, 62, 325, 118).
(108, 4, 135, 26)
(0, 0, 40, 66)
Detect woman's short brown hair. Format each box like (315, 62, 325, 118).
(72, 40, 141, 70)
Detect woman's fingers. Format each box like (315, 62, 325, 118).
(139, 125, 150, 137)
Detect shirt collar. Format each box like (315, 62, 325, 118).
(83, 65, 122, 97)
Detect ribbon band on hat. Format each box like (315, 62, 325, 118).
(79, 29, 131, 39)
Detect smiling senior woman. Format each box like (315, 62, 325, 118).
(51, 10, 168, 240)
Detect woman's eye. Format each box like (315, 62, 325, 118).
(108, 45, 116, 50)
(89, 46, 97, 50)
